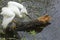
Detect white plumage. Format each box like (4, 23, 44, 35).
(1, 1, 28, 29)
(8, 1, 28, 15)
(1, 7, 15, 29)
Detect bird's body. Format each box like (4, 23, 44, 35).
(1, 1, 28, 29)
(8, 6, 22, 17)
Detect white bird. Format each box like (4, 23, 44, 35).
(1, 1, 28, 29)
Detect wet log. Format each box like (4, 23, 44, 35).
(2, 14, 51, 38)
(11, 14, 51, 32)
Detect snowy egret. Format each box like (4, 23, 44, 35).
(1, 1, 28, 29)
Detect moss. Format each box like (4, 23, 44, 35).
(29, 30, 36, 35)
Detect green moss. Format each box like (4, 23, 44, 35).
(29, 30, 36, 35)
